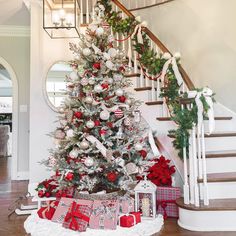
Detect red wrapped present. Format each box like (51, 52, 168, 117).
(37, 201, 59, 220)
(89, 199, 119, 230)
(130, 211, 141, 224)
(119, 195, 135, 214)
(52, 198, 93, 223)
(156, 186, 181, 219)
(119, 212, 141, 228)
(62, 201, 92, 232)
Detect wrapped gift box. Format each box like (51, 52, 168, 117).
(119, 212, 141, 228)
(62, 201, 92, 232)
(89, 199, 119, 230)
(156, 186, 181, 219)
(37, 201, 59, 220)
(119, 195, 135, 214)
(51, 197, 93, 224)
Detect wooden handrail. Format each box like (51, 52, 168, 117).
(111, 0, 195, 90)
(129, 0, 175, 12)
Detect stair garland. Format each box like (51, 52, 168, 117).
(98, 0, 214, 158)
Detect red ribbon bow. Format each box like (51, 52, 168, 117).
(157, 200, 176, 220)
(64, 201, 90, 231)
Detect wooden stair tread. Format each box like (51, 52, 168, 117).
(145, 101, 163, 105)
(198, 172, 236, 183)
(124, 73, 140, 78)
(169, 132, 236, 138)
(206, 150, 236, 158)
(134, 87, 152, 91)
(176, 197, 236, 211)
(157, 116, 233, 121)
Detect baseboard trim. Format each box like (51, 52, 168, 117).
(15, 171, 29, 180)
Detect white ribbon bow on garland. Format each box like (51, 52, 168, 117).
(187, 87, 215, 134)
(160, 57, 183, 86)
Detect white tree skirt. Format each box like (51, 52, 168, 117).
(24, 211, 164, 236)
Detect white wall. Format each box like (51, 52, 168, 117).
(0, 36, 30, 173)
(28, 2, 77, 193)
(136, 0, 236, 112)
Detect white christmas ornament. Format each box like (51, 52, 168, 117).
(125, 98, 132, 106)
(66, 129, 74, 138)
(108, 48, 117, 58)
(103, 52, 111, 60)
(105, 60, 114, 70)
(125, 162, 139, 175)
(84, 96, 93, 104)
(88, 77, 95, 85)
(100, 110, 110, 120)
(114, 109, 124, 118)
(96, 27, 104, 36)
(70, 71, 78, 80)
(84, 157, 94, 167)
(114, 74, 123, 81)
(86, 120, 95, 129)
(107, 78, 113, 84)
(115, 88, 124, 97)
(134, 143, 143, 151)
(80, 78, 89, 86)
(79, 140, 89, 150)
(94, 84, 103, 93)
(69, 148, 79, 158)
(74, 54, 81, 60)
(83, 48, 91, 56)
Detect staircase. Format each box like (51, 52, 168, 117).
(78, 0, 236, 231)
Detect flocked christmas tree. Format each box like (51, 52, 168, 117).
(37, 4, 157, 197)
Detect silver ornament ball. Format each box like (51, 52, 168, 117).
(80, 140, 89, 150)
(100, 110, 110, 120)
(94, 84, 103, 93)
(134, 143, 143, 151)
(115, 88, 124, 97)
(86, 120, 95, 129)
(84, 157, 94, 167)
(84, 96, 93, 104)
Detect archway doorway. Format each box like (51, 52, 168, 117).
(0, 57, 18, 180)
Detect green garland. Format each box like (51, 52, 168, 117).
(98, 0, 214, 158)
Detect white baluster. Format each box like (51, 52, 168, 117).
(80, 0, 83, 24)
(92, 0, 95, 21)
(151, 78, 155, 102)
(128, 38, 132, 68)
(188, 119, 195, 205)
(140, 69, 144, 88)
(156, 79, 161, 101)
(121, 12, 125, 51)
(197, 123, 203, 179)
(182, 104, 190, 205)
(191, 105, 200, 207)
(134, 51, 138, 74)
(86, 0, 89, 23)
(201, 123, 209, 205)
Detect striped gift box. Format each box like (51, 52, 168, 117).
(156, 186, 181, 219)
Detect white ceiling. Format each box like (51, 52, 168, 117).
(0, 0, 30, 26)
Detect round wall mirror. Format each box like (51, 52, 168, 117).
(44, 61, 72, 112)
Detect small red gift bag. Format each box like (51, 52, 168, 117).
(156, 186, 181, 219)
(62, 201, 92, 232)
(37, 201, 59, 220)
(119, 212, 141, 228)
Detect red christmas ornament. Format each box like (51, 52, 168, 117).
(45, 192, 51, 198)
(99, 129, 107, 136)
(107, 172, 118, 182)
(119, 96, 126, 103)
(74, 111, 83, 119)
(38, 190, 45, 198)
(94, 120, 101, 126)
(114, 109, 124, 118)
(139, 150, 147, 158)
(119, 66, 125, 72)
(65, 172, 74, 181)
(93, 62, 101, 70)
(55, 170, 61, 177)
(101, 83, 109, 90)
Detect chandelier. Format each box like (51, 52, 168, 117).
(43, 0, 80, 38)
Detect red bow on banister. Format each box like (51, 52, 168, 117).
(157, 200, 176, 220)
(64, 202, 90, 231)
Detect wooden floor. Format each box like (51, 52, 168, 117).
(1, 157, 236, 236)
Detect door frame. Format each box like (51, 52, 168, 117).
(0, 56, 18, 180)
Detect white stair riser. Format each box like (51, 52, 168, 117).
(178, 208, 236, 231)
(204, 137, 236, 152)
(206, 157, 236, 174)
(200, 182, 236, 199)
